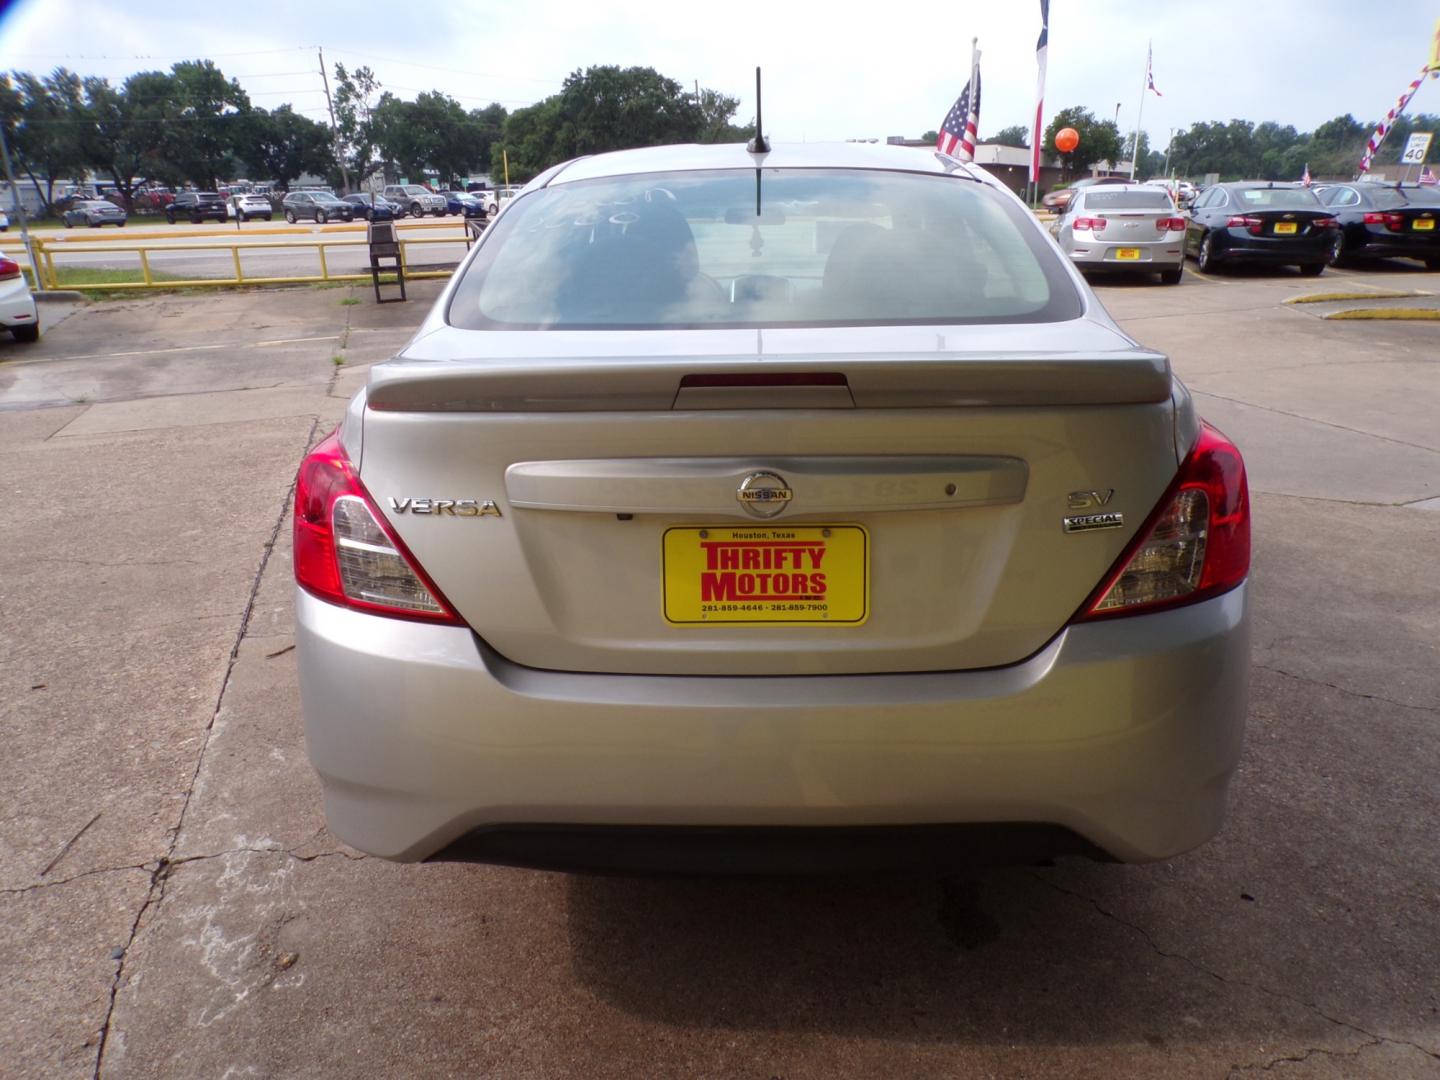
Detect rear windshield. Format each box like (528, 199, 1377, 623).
(1082, 190, 1173, 210)
(448, 168, 1080, 329)
(1371, 187, 1440, 210)
(1236, 188, 1320, 209)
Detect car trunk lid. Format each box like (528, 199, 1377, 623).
(357, 322, 1180, 676)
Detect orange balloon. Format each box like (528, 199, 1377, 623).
(1055, 127, 1080, 153)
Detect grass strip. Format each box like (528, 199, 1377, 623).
(1286, 290, 1433, 304)
(1323, 308, 1440, 321)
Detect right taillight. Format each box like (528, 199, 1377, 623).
(0, 258, 21, 281)
(1156, 217, 1186, 232)
(294, 430, 463, 624)
(1075, 422, 1250, 621)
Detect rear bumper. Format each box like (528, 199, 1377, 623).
(1068, 243, 1184, 271)
(0, 279, 37, 328)
(296, 583, 1250, 866)
(1215, 231, 1330, 263)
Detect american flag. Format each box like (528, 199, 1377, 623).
(937, 46, 981, 162)
(1420, 166, 1439, 186)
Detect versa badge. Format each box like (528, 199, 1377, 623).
(389, 497, 502, 517)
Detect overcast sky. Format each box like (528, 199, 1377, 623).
(3, 0, 1438, 154)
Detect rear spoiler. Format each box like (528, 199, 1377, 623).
(365, 353, 1173, 412)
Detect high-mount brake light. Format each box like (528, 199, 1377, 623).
(1075, 422, 1249, 622)
(294, 430, 463, 624)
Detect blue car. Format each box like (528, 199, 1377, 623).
(443, 190, 487, 218)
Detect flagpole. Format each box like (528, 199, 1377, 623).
(1129, 42, 1150, 179)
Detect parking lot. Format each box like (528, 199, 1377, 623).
(1, 261, 1437, 1078)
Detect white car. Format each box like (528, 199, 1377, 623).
(0, 208, 9, 231)
(0, 255, 39, 342)
(229, 193, 274, 222)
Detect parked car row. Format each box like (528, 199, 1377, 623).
(39, 184, 501, 227)
(1053, 179, 1440, 283)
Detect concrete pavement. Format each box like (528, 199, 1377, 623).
(1, 268, 1437, 1078)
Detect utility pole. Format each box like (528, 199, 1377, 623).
(0, 123, 41, 293)
(1162, 127, 1176, 178)
(318, 47, 352, 194)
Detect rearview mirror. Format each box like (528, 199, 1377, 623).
(723, 207, 787, 225)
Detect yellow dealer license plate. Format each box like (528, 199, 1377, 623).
(662, 525, 868, 625)
(1274, 222, 1298, 235)
(1115, 248, 1141, 260)
(1414, 218, 1435, 231)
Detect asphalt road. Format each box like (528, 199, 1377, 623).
(1, 262, 1437, 1078)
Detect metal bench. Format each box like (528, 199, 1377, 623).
(367, 219, 406, 303)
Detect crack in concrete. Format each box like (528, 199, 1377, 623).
(91, 416, 320, 1080)
(1253, 663, 1439, 716)
(1189, 389, 1440, 457)
(1, 863, 152, 897)
(1031, 873, 1440, 1067)
(324, 296, 356, 399)
(1227, 1036, 1383, 1076)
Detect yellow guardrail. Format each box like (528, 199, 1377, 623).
(22, 231, 474, 291)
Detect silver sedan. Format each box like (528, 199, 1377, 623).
(1051, 184, 1186, 284)
(294, 143, 1250, 871)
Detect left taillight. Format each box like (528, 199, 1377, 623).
(294, 430, 463, 624)
(1075, 422, 1250, 622)
(0, 257, 22, 281)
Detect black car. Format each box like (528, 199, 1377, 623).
(1313, 182, 1440, 269)
(281, 191, 355, 224)
(1185, 182, 1336, 276)
(166, 192, 227, 224)
(342, 193, 402, 222)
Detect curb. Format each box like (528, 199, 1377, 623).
(1323, 308, 1440, 321)
(35, 290, 87, 302)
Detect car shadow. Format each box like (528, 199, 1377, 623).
(561, 861, 1310, 1046)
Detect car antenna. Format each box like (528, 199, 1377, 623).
(747, 66, 769, 155)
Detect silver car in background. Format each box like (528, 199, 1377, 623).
(1052, 184, 1187, 284)
(294, 143, 1250, 872)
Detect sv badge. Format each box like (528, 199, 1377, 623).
(1066, 489, 1115, 510)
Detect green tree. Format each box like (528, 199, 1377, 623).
(157, 61, 251, 188)
(490, 66, 738, 184)
(988, 124, 1028, 148)
(694, 87, 751, 143)
(490, 98, 562, 183)
(8, 69, 90, 213)
(76, 74, 155, 210)
(332, 64, 384, 184)
(234, 105, 334, 189)
(1043, 106, 1121, 181)
(555, 65, 705, 156)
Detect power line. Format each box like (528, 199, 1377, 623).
(325, 48, 559, 87)
(9, 47, 316, 61)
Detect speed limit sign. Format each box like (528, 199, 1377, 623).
(1402, 133, 1433, 165)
